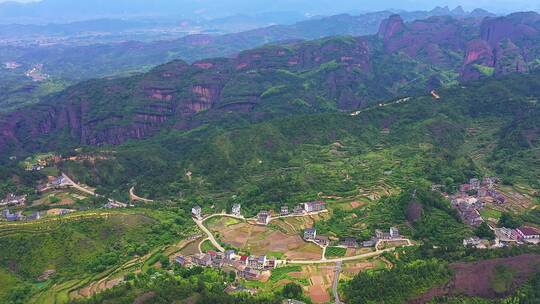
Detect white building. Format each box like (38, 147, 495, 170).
(232, 204, 241, 217)
(192, 206, 202, 219)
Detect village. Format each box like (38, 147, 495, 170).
(1, 157, 539, 303)
(174, 201, 405, 284)
(443, 177, 540, 248)
(1, 173, 131, 223)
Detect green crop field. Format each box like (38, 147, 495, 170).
(326, 247, 347, 258)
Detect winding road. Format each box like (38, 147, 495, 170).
(62, 173, 97, 196)
(193, 213, 414, 264)
(194, 217, 226, 252)
(129, 187, 154, 203)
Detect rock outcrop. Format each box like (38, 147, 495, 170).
(2, 12, 540, 155)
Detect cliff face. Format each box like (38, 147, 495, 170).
(2, 12, 540, 155)
(461, 12, 540, 80)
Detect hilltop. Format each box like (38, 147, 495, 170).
(1, 12, 540, 155)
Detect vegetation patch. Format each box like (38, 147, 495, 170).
(325, 247, 347, 258)
(270, 266, 302, 282)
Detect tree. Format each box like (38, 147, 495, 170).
(475, 222, 495, 240)
(160, 255, 170, 269)
(282, 283, 303, 300)
(498, 212, 522, 229)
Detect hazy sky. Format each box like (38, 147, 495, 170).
(0, 0, 538, 13)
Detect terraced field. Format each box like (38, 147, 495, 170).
(0, 209, 195, 304)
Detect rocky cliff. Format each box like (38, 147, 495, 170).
(2, 12, 540, 155)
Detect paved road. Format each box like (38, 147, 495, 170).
(62, 173, 97, 196)
(129, 187, 154, 203)
(201, 213, 246, 223)
(194, 213, 414, 264)
(268, 210, 329, 223)
(333, 261, 343, 304)
(194, 218, 225, 252)
(286, 246, 402, 264)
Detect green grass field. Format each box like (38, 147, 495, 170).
(326, 247, 347, 258)
(200, 240, 218, 253)
(269, 266, 302, 282)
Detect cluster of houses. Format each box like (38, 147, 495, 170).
(2, 209, 41, 222)
(25, 155, 61, 172)
(257, 201, 327, 226)
(464, 226, 540, 248)
(302, 226, 402, 249)
(191, 201, 327, 226)
(37, 175, 72, 193)
(341, 227, 401, 248)
(175, 249, 278, 281)
(450, 177, 505, 227)
(303, 228, 329, 247)
(104, 199, 130, 209)
(0, 193, 27, 207)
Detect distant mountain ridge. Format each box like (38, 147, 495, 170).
(1, 8, 495, 81)
(0, 0, 496, 24)
(1, 11, 539, 156)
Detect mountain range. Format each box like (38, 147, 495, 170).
(0, 7, 495, 81)
(1, 11, 539, 157)
(0, 0, 502, 23)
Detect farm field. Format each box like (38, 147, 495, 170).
(0, 209, 196, 303)
(244, 264, 338, 303)
(209, 219, 322, 259)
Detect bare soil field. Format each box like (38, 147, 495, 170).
(305, 266, 334, 303)
(213, 221, 322, 259)
(179, 237, 205, 256)
(411, 254, 540, 303)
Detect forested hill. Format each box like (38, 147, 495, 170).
(2, 12, 540, 157)
(57, 71, 539, 205)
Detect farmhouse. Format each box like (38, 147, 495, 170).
(27, 211, 41, 221)
(192, 206, 202, 219)
(304, 228, 317, 240)
(293, 205, 304, 215)
(470, 178, 481, 190)
(375, 227, 401, 240)
(341, 237, 359, 248)
(257, 256, 267, 270)
(175, 255, 190, 267)
(315, 236, 330, 246)
(257, 211, 271, 225)
(453, 202, 484, 227)
(482, 177, 497, 189)
(487, 189, 506, 204)
(516, 227, 540, 242)
(362, 239, 376, 247)
(280, 206, 289, 216)
(192, 253, 212, 267)
(495, 228, 519, 243)
(460, 184, 472, 193)
(303, 201, 326, 213)
(0, 193, 27, 207)
(225, 250, 236, 261)
(463, 237, 482, 247)
(4, 210, 23, 222)
(104, 199, 128, 209)
(248, 256, 259, 268)
(390, 227, 400, 238)
(232, 204, 241, 217)
(238, 267, 260, 280)
(266, 257, 277, 269)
